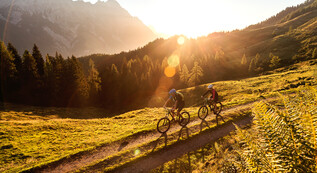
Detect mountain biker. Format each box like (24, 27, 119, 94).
(201, 84, 219, 113)
(163, 89, 185, 120)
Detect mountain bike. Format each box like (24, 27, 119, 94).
(198, 98, 223, 120)
(157, 108, 190, 133)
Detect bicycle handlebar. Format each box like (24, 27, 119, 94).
(163, 107, 174, 113)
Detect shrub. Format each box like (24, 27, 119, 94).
(234, 86, 317, 172)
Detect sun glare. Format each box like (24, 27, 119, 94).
(177, 36, 185, 45)
(134, 149, 141, 156)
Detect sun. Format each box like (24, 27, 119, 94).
(177, 36, 185, 45)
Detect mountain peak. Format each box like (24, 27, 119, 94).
(0, 0, 157, 56)
(106, 0, 120, 6)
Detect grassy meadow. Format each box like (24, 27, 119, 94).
(152, 85, 317, 173)
(0, 60, 316, 172)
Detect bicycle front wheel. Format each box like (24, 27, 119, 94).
(157, 117, 170, 133)
(178, 111, 190, 127)
(198, 106, 208, 119)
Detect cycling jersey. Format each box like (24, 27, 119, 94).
(203, 89, 218, 101)
(169, 91, 185, 112)
(169, 91, 184, 102)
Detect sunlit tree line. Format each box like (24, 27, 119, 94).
(0, 39, 306, 111)
(0, 41, 99, 107)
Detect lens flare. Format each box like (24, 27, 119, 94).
(167, 55, 179, 67)
(3, 0, 15, 42)
(177, 36, 185, 45)
(134, 149, 141, 156)
(164, 66, 176, 77)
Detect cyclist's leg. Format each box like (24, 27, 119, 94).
(177, 101, 185, 117)
(171, 104, 177, 119)
(213, 99, 218, 113)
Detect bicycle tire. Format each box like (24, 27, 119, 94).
(198, 106, 208, 119)
(214, 102, 223, 114)
(178, 111, 190, 127)
(157, 117, 170, 133)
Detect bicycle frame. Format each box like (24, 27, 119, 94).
(165, 108, 174, 119)
(165, 108, 180, 121)
(202, 98, 215, 111)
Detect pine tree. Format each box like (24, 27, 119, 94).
(312, 48, 317, 59)
(269, 55, 281, 68)
(7, 43, 22, 76)
(109, 64, 121, 108)
(6, 43, 23, 102)
(254, 53, 260, 67)
(189, 62, 204, 86)
(214, 49, 224, 61)
(52, 53, 65, 104)
(22, 50, 38, 82)
(111, 64, 120, 77)
(0, 41, 17, 101)
(143, 55, 153, 70)
(180, 64, 189, 86)
(241, 54, 247, 65)
(44, 54, 56, 104)
(248, 57, 255, 74)
(21, 50, 39, 103)
(87, 58, 101, 103)
(120, 57, 128, 76)
(32, 44, 44, 76)
(0, 41, 17, 81)
(67, 56, 89, 106)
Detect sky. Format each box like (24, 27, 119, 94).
(81, 0, 307, 38)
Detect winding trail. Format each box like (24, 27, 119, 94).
(23, 98, 277, 173)
(112, 116, 252, 173)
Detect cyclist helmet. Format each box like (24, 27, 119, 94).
(169, 89, 176, 95)
(207, 84, 213, 89)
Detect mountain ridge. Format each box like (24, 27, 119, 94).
(80, 0, 317, 73)
(0, 0, 157, 56)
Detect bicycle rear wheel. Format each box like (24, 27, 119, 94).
(178, 111, 190, 127)
(198, 106, 208, 119)
(213, 102, 223, 114)
(157, 117, 170, 133)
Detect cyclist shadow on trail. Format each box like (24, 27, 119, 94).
(152, 125, 190, 152)
(178, 126, 189, 141)
(152, 132, 167, 152)
(199, 112, 225, 132)
(153, 141, 214, 172)
(215, 113, 225, 126)
(200, 118, 210, 132)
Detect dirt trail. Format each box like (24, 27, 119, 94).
(23, 98, 276, 173)
(112, 116, 252, 173)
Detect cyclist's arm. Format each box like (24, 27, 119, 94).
(172, 100, 178, 110)
(202, 90, 209, 97)
(163, 98, 171, 108)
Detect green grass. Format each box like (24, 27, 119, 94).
(182, 60, 317, 108)
(0, 108, 168, 172)
(0, 60, 316, 172)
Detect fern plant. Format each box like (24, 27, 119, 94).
(234, 86, 317, 172)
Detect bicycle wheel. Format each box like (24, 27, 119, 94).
(214, 102, 223, 114)
(198, 106, 208, 119)
(157, 117, 170, 133)
(178, 111, 190, 127)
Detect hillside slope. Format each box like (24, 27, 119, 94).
(74, 0, 317, 112)
(1, 59, 316, 172)
(80, 0, 317, 73)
